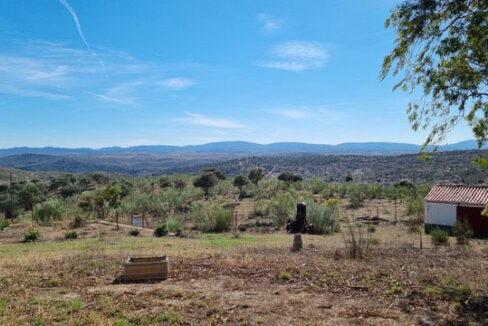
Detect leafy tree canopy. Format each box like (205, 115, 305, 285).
(278, 172, 303, 184)
(202, 168, 226, 180)
(382, 0, 488, 149)
(233, 175, 249, 188)
(193, 172, 219, 197)
(248, 168, 265, 186)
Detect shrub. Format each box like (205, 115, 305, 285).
(158, 309, 181, 323)
(24, 228, 40, 242)
(165, 217, 183, 233)
(249, 200, 268, 218)
(128, 229, 140, 237)
(324, 198, 341, 212)
(431, 228, 449, 245)
(191, 202, 233, 233)
(369, 237, 380, 246)
(389, 285, 404, 295)
(453, 220, 472, 245)
(406, 195, 424, 217)
(213, 208, 233, 232)
(64, 231, 78, 240)
(306, 202, 339, 234)
(268, 192, 295, 228)
(34, 199, 64, 223)
(0, 219, 9, 231)
(343, 219, 371, 259)
(348, 189, 365, 208)
(278, 271, 292, 281)
(154, 223, 168, 237)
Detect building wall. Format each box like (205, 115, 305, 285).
(457, 206, 488, 236)
(425, 202, 457, 227)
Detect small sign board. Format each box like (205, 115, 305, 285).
(132, 216, 143, 228)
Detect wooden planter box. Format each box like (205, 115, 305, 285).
(123, 256, 169, 281)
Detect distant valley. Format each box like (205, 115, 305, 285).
(0, 149, 486, 185)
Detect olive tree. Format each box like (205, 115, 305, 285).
(248, 168, 265, 187)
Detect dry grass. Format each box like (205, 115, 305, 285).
(0, 200, 487, 325)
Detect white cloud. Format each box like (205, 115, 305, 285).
(180, 113, 244, 129)
(260, 41, 328, 72)
(272, 106, 344, 122)
(0, 84, 71, 100)
(158, 78, 195, 90)
(256, 13, 282, 33)
(0, 39, 201, 105)
(273, 108, 311, 120)
(58, 0, 105, 70)
(0, 55, 71, 85)
(274, 41, 327, 60)
(88, 81, 143, 105)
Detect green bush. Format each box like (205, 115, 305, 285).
(165, 217, 183, 233)
(453, 220, 472, 245)
(34, 199, 64, 223)
(306, 202, 339, 234)
(348, 189, 365, 208)
(0, 219, 9, 231)
(249, 200, 268, 218)
(278, 271, 292, 281)
(431, 228, 449, 245)
(213, 208, 233, 232)
(406, 195, 424, 217)
(64, 231, 78, 240)
(129, 229, 140, 237)
(343, 219, 371, 259)
(268, 192, 295, 228)
(154, 223, 168, 237)
(24, 228, 40, 242)
(191, 202, 233, 233)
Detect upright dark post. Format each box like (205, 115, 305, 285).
(290, 202, 307, 252)
(286, 202, 308, 234)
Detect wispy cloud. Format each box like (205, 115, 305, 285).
(0, 39, 202, 104)
(158, 78, 195, 90)
(260, 41, 328, 72)
(180, 113, 244, 129)
(0, 84, 71, 100)
(256, 13, 282, 33)
(88, 81, 143, 106)
(0, 55, 71, 85)
(58, 0, 105, 70)
(273, 107, 311, 120)
(272, 105, 343, 122)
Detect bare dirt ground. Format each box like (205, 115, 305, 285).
(0, 200, 487, 325)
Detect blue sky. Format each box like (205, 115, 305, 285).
(0, 0, 473, 148)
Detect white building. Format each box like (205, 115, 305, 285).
(424, 184, 488, 236)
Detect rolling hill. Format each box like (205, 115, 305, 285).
(0, 140, 484, 157)
(0, 149, 487, 184)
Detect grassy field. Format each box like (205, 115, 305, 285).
(1, 221, 487, 325)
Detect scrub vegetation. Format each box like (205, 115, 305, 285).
(0, 168, 486, 325)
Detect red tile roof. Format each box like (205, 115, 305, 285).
(425, 185, 488, 206)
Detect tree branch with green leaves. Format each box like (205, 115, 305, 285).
(382, 0, 488, 151)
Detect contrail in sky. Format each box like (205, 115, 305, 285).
(58, 0, 106, 71)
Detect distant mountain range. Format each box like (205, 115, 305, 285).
(0, 150, 486, 184)
(0, 140, 484, 157)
